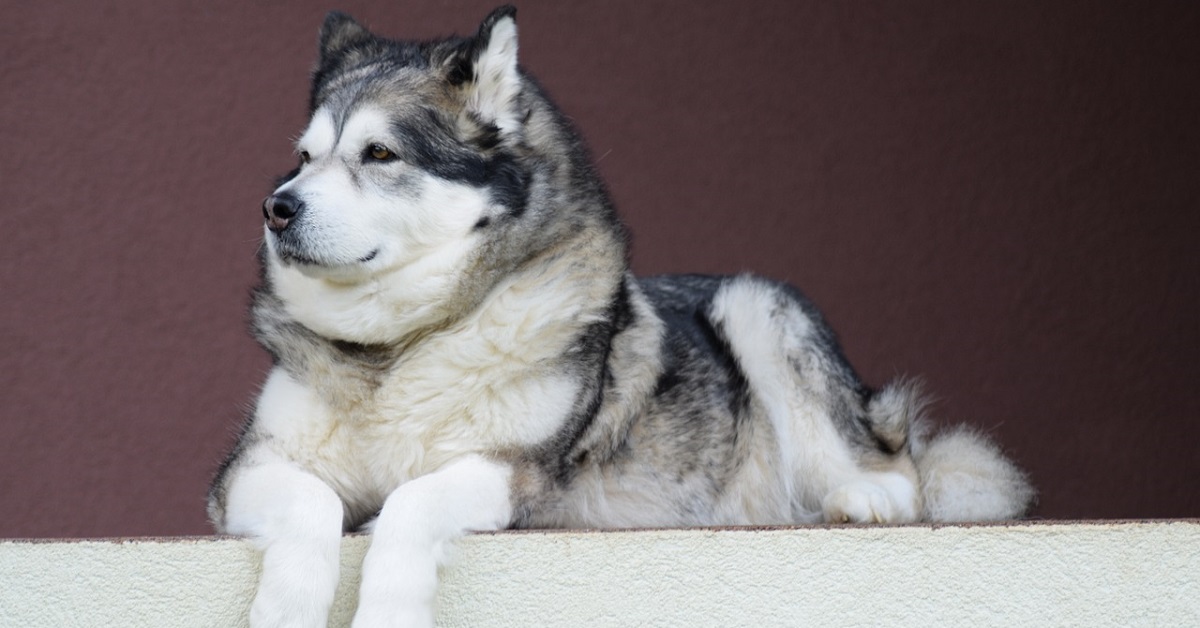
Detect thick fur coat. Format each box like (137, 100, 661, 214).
(209, 7, 1034, 627)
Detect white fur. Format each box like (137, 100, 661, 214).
(228, 400, 513, 628)
(268, 234, 477, 345)
(229, 294, 573, 626)
(287, 106, 490, 269)
(251, 368, 337, 453)
(915, 425, 1034, 522)
(296, 108, 337, 160)
(710, 277, 918, 524)
(822, 472, 919, 523)
(352, 456, 512, 628)
(271, 105, 501, 343)
(277, 109, 385, 272)
(468, 16, 522, 133)
(222, 452, 344, 628)
(228, 238, 613, 625)
(251, 258, 598, 507)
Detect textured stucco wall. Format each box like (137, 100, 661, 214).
(2, 522, 1197, 627)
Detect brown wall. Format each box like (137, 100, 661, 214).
(1, 0, 1197, 538)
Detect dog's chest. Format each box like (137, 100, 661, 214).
(273, 318, 582, 515)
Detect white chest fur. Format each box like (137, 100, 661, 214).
(253, 270, 605, 521)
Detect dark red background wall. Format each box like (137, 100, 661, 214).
(1, 1, 1197, 538)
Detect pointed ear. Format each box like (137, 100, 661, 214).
(318, 12, 373, 66)
(456, 6, 523, 133)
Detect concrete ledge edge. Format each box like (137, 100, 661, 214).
(2, 520, 1198, 627)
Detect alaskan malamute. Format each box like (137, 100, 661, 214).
(209, 6, 1033, 626)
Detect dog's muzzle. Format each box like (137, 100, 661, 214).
(262, 192, 304, 232)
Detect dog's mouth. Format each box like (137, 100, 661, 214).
(271, 235, 380, 271)
(279, 248, 379, 267)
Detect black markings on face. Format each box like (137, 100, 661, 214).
(389, 109, 530, 218)
(274, 166, 302, 189)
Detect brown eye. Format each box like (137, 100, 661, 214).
(299, 150, 311, 164)
(367, 144, 393, 161)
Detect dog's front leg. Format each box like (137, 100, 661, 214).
(223, 457, 345, 628)
(351, 455, 513, 628)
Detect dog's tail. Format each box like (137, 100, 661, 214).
(867, 380, 1035, 522)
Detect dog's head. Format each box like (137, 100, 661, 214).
(262, 6, 529, 284)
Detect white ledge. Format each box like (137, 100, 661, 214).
(2, 521, 1198, 627)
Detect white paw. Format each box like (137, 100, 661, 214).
(248, 570, 335, 628)
(351, 602, 434, 628)
(352, 544, 439, 628)
(822, 473, 918, 524)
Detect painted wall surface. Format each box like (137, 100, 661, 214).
(1, 1, 1198, 537)
(2, 523, 1198, 627)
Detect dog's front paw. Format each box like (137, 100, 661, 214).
(351, 602, 434, 628)
(351, 551, 438, 628)
(240, 535, 340, 628)
(248, 575, 335, 628)
(822, 473, 917, 524)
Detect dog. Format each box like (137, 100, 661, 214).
(208, 6, 1034, 627)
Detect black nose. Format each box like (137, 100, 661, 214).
(262, 192, 303, 232)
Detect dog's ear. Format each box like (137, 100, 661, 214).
(448, 6, 523, 133)
(319, 12, 373, 66)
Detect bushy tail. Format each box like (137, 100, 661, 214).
(867, 381, 1035, 522)
(912, 422, 1035, 522)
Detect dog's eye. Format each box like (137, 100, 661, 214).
(366, 144, 394, 162)
(299, 150, 311, 164)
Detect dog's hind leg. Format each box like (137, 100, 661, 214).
(819, 468, 920, 523)
(817, 380, 925, 523)
(707, 276, 921, 524)
(352, 455, 513, 628)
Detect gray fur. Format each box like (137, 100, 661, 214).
(211, 2, 1033, 557)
